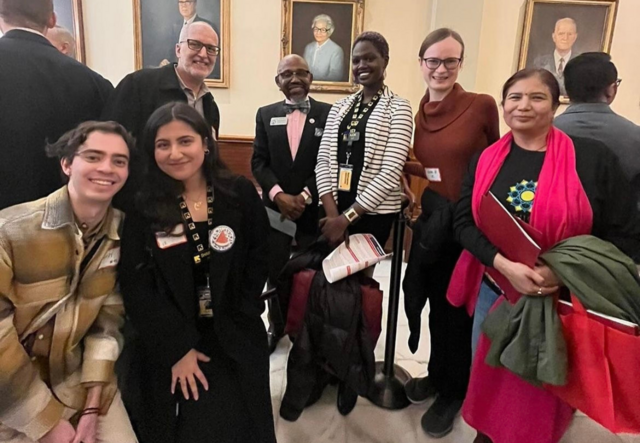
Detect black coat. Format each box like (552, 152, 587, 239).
(277, 243, 377, 419)
(0, 30, 113, 209)
(101, 63, 221, 212)
(118, 176, 275, 443)
(251, 98, 331, 234)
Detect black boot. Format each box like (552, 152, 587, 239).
(404, 376, 438, 404)
(337, 382, 358, 416)
(420, 395, 463, 438)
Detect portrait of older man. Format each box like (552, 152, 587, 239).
(533, 17, 578, 95)
(303, 14, 345, 82)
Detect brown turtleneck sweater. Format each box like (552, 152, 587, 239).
(407, 83, 500, 202)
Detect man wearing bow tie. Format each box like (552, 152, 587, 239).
(251, 54, 331, 353)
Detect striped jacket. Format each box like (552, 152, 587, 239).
(315, 86, 414, 214)
(0, 187, 124, 441)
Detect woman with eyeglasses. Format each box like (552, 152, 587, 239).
(118, 103, 276, 443)
(303, 14, 346, 82)
(402, 28, 500, 438)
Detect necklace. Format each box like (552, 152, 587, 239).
(183, 195, 206, 211)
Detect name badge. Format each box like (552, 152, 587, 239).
(338, 164, 354, 191)
(155, 232, 188, 249)
(98, 247, 120, 269)
(425, 168, 442, 182)
(270, 116, 288, 126)
(198, 285, 213, 318)
(314, 128, 324, 137)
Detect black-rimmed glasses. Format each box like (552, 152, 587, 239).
(278, 69, 311, 80)
(181, 39, 220, 56)
(615, 78, 622, 87)
(312, 27, 329, 34)
(422, 57, 462, 70)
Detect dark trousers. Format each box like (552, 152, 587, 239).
(403, 236, 473, 400)
(267, 222, 316, 334)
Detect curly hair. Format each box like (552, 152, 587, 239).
(45, 121, 135, 175)
(353, 31, 389, 61)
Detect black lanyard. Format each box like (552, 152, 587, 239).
(342, 89, 383, 162)
(178, 184, 214, 264)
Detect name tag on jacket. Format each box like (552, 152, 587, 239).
(156, 225, 187, 249)
(270, 116, 288, 126)
(99, 247, 121, 269)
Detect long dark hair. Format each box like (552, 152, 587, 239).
(137, 102, 234, 231)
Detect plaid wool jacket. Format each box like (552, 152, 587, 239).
(0, 187, 124, 440)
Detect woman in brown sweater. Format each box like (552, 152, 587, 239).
(402, 28, 500, 439)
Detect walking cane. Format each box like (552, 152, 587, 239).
(367, 200, 412, 409)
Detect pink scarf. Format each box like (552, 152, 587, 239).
(447, 127, 593, 313)
(448, 127, 594, 443)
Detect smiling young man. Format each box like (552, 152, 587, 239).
(251, 54, 331, 353)
(0, 121, 137, 443)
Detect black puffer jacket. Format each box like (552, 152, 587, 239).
(278, 242, 377, 420)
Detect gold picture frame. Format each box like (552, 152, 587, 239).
(517, 0, 618, 102)
(133, 0, 231, 88)
(281, 0, 365, 93)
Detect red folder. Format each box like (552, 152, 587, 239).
(479, 192, 541, 268)
(557, 299, 640, 336)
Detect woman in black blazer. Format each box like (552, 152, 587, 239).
(118, 102, 275, 443)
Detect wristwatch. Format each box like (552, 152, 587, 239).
(343, 207, 360, 224)
(300, 190, 312, 205)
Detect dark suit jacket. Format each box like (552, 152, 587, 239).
(118, 175, 275, 442)
(251, 97, 331, 234)
(0, 30, 113, 209)
(533, 52, 576, 75)
(101, 63, 220, 212)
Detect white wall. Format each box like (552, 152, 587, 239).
(82, 0, 432, 136)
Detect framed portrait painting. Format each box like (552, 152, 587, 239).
(53, 0, 86, 63)
(281, 0, 365, 93)
(518, 0, 618, 101)
(133, 0, 230, 88)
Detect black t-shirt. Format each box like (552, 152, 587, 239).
(337, 97, 379, 212)
(489, 141, 545, 223)
(454, 136, 640, 266)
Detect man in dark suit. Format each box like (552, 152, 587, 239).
(0, 0, 113, 209)
(102, 21, 221, 212)
(251, 54, 331, 352)
(533, 17, 578, 96)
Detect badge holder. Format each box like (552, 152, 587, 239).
(198, 275, 213, 318)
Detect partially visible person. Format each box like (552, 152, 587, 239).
(555, 52, 640, 203)
(103, 21, 221, 212)
(0, 0, 113, 209)
(158, 0, 215, 68)
(450, 68, 640, 443)
(0, 121, 137, 443)
(315, 30, 413, 414)
(533, 17, 578, 95)
(46, 24, 76, 58)
(118, 102, 275, 443)
(402, 28, 500, 439)
(303, 14, 345, 82)
(251, 54, 331, 353)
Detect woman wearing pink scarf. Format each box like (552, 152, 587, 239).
(449, 68, 640, 443)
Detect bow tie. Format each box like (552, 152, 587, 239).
(284, 102, 310, 114)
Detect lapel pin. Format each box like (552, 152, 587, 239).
(309, 118, 315, 124)
(210, 225, 236, 252)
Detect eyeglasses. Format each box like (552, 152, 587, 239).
(75, 150, 129, 168)
(181, 39, 220, 56)
(615, 78, 622, 87)
(422, 57, 462, 70)
(278, 69, 311, 80)
(312, 27, 329, 34)
(178, 1, 195, 4)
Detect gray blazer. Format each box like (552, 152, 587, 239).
(555, 103, 640, 195)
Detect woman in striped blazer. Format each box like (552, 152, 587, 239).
(316, 31, 414, 247)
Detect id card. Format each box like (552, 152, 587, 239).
(197, 285, 213, 318)
(425, 168, 442, 182)
(342, 129, 360, 144)
(338, 164, 353, 191)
